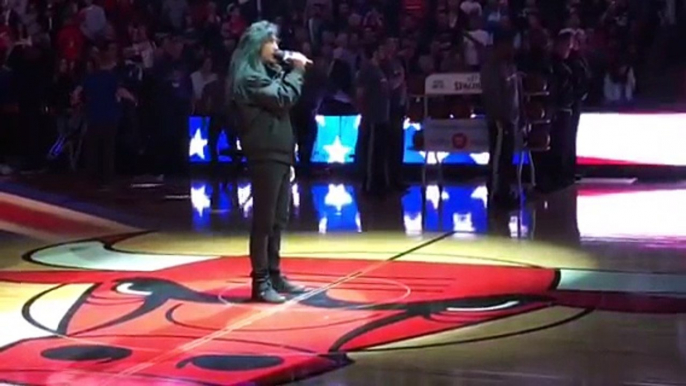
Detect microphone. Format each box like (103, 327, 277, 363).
(274, 50, 312, 65)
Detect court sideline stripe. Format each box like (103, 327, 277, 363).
(104, 230, 458, 384)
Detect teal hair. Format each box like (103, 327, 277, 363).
(227, 20, 279, 99)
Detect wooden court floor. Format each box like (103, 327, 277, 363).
(0, 177, 685, 385)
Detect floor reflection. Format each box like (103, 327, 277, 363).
(189, 180, 686, 248)
(189, 180, 535, 237)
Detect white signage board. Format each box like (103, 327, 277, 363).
(424, 73, 481, 95)
(421, 118, 489, 153)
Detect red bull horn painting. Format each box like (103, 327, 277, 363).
(0, 231, 685, 386)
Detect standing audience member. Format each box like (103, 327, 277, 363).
(73, 42, 136, 189)
(201, 69, 231, 172)
(382, 37, 408, 191)
(538, 31, 576, 193)
(480, 30, 521, 210)
(0, 49, 17, 175)
(356, 44, 390, 198)
(567, 30, 592, 182)
(155, 65, 192, 180)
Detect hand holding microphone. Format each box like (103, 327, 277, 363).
(275, 50, 312, 69)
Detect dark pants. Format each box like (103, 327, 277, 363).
(248, 160, 291, 280)
(487, 120, 516, 200)
(291, 108, 317, 169)
(388, 109, 406, 185)
(84, 122, 118, 185)
(19, 104, 48, 169)
(536, 110, 574, 189)
(154, 112, 189, 176)
(361, 122, 390, 193)
(0, 109, 19, 164)
(567, 107, 582, 179)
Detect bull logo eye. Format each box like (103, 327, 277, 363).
(41, 345, 131, 363)
(440, 296, 545, 313)
(446, 300, 520, 312)
(177, 355, 284, 372)
(115, 282, 153, 296)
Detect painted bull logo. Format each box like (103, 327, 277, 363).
(0, 233, 685, 386)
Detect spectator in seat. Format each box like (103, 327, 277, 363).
(461, 0, 483, 17)
(463, 13, 490, 70)
(79, 0, 107, 42)
(224, 4, 246, 38)
(604, 51, 635, 105)
(57, 15, 83, 71)
(162, 0, 189, 31)
(191, 55, 217, 111)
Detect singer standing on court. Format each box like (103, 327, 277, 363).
(227, 21, 309, 303)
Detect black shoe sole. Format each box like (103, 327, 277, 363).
(275, 287, 307, 295)
(251, 294, 286, 304)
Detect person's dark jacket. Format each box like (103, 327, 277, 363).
(232, 64, 305, 165)
(567, 51, 592, 106)
(550, 54, 575, 112)
(480, 50, 520, 126)
(518, 48, 554, 118)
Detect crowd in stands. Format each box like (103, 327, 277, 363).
(0, 0, 682, 176)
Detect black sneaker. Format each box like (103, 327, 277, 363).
(251, 280, 286, 304)
(271, 275, 307, 294)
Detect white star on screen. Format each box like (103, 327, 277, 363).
(404, 213, 423, 235)
(190, 185, 211, 215)
(291, 184, 300, 209)
(425, 185, 449, 209)
(318, 217, 328, 234)
(419, 151, 450, 165)
(323, 136, 352, 164)
(453, 212, 475, 233)
(237, 184, 253, 217)
(189, 129, 208, 159)
(470, 152, 490, 165)
(324, 184, 352, 213)
(471, 185, 488, 207)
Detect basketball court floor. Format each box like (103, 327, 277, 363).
(1, 175, 685, 386)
